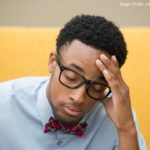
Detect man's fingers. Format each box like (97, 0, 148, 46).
(111, 55, 119, 68)
(96, 59, 106, 71)
(96, 59, 118, 89)
(99, 54, 121, 76)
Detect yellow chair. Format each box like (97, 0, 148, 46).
(0, 27, 150, 149)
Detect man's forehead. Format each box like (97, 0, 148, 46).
(59, 40, 110, 59)
(59, 55, 104, 81)
(58, 40, 109, 78)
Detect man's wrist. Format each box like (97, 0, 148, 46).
(118, 124, 139, 150)
(117, 117, 136, 132)
(118, 125, 137, 137)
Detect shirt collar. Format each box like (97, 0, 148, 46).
(37, 79, 54, 126)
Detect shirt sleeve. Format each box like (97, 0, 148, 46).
(132, 110, 147, 150)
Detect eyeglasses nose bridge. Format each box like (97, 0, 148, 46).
(74, 78, 89, 90)
(83, 79, 91, 89)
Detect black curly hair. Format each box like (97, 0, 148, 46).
(56, 15, 127, 67)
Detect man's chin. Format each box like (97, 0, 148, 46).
(55, 114, 82, 126)
(50, 104, 82, 125)
(50, 101, 83, 125)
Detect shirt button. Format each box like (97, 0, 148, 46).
(57, 140, 62, 145)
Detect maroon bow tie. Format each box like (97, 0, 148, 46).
(44, 117, 87, 137)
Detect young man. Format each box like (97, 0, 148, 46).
(0, 15, 147, 150)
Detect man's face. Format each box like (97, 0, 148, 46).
(47, 40, 109, 125)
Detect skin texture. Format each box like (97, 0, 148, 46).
(47, 39, 139, 149)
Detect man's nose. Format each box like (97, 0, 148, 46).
(70, 85, 86, 104)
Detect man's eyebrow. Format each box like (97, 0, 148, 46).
(67, 62, 106, 82)
(69, 63, 85, 74)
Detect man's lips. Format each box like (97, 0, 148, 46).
(63, 105, 82, 116)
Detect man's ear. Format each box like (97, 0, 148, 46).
(48, 52, 57, 73)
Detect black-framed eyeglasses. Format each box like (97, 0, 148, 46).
(56, 56, 111, 101)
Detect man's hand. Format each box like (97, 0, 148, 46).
(96, 54, 139, 150)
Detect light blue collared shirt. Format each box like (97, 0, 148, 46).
(0, 77, 147, 150)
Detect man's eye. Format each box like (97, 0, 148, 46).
(65, 74, 77, 81)
(91, 83, 106, 92)
(93, 85, 103, 91)
(63, 71, 79, 82)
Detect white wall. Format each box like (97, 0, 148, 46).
(0, 0, 150, 27)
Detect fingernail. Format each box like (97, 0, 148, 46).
(112, 55, 117, 62)
(96, 59, 101, 65)
(101, 54, 108, 60)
